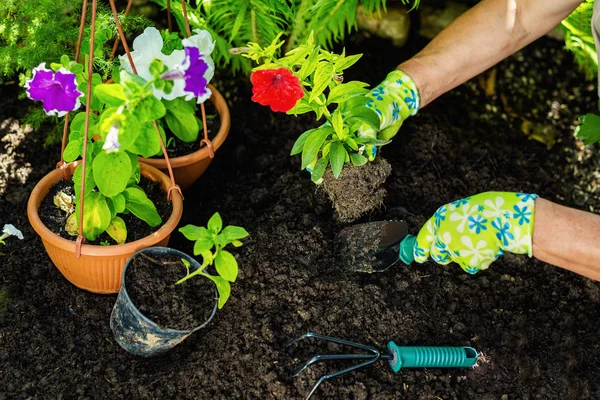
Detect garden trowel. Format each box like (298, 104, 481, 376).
(336, 220, 416, 273)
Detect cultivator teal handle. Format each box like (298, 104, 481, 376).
(387, 342, 478, 372)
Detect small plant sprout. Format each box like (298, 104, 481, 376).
(0, 224, 24, 245)
(178, 213, 249, 309)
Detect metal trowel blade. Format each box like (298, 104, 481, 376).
(336, 220, 409, 273)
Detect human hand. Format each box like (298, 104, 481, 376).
(413, 192, 538, 274)
(359, 69, 420, 160)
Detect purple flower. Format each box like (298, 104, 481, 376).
(161, 47, 213, 104)
(182, 46, 212, 103)
(25, 63, 83, 117)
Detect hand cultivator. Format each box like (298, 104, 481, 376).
(286, 332, 478, 400)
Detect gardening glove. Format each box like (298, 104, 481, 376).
(359, 69, 420, 161)
(413, 192, 538, 274)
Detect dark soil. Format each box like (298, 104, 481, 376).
(2, 26, 600, 400)
(125, 253, 216, 330)
(322, 156, 392, 222)
(37, 177, 173, 245)
(153, 101, 221, 159)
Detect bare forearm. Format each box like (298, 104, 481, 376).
(399, 0, 582, 107)
(533, 198, 600, 281)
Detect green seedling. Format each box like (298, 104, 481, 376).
(178, 212, 249, 308)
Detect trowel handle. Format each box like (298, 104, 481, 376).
(399, 234, 416, 265)
(386, 342, 478, 373)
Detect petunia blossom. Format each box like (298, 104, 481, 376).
(0, 224, 24, 245)
(119, 27, 186, 100)
(182, 29, 215, 83)
(250, 68, 304, 112)
(162, 46, 213, 104)
(25, 63, 83, 117)
(102, 124, 121, 153)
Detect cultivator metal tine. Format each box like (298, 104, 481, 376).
(285, 332, 383, 400)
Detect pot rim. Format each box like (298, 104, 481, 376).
(139, 83, 231, 168)
(27, 161, 183, 257)
(118, 246, 219, 334)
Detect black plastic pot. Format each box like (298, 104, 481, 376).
(110, 247, 218, 357)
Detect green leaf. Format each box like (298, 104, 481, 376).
(149, 59, 165, 78)
(127, 152, 141, 186)
(128, 122, 163, 158)
(164, 98, 199, 142)
(76, 192, 111, 241)
(311, 155, 329, 183)
(310, 62, 334, 103)
(193, 238, 214, 255)
(70, 112, 98, 134)
(301, 127, 333, 169)
(232, 240, 244, 247)
(92, 151, 132, 198)
(327, 81, 370, 104)
(221, 226, 249, 242)
(230, 0, 249, 41)
(112, 193, 126, 213)
(575, 113, 600, 145)
(77, 73, 104, 111)
(95, 84, 127, 107)
(286, 97, 312, 116)
(134, 96, 167, 123)
(179, 225, 211, 241)
(123, 187, 162, 227)
(347, 108, 380, 131)
(215, 250, 238, 282)
(298, 46, 320, 81)
(334, 54, 362, 72)
(204, 274, 231, 309)
(106, 216, 127, 245)
(63, 140, 81, 162)
(72, 164, 95, 202)
(330, 141, 347, 178)
(331, 111, 344, 137)
(208, 212, 223, 234)
(350, 153, 368, 166)
(291, 128, 318, 156)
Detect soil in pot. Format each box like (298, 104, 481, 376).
(38, 177, 173, 245)
(321, 156, 392, 223)
(125, 252, 216, 330)
(152, 101, 221, 159)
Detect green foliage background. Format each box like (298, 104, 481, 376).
(149, 0, 419, 75)
(561, 0, 597, 81)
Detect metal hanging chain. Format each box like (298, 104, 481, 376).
(107, 0, 183, 202)
(75, 0, 98, 257)
(58, 0, 89, 172)
(178, 0, 214, 158)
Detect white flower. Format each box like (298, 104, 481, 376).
(102, 124, 121, 153)
(1, 224, 24, 244)
(119, 27, 186, 100)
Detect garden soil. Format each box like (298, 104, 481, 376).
(2, 33, 600, 400)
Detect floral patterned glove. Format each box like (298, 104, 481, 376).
(414, 192, 539, 274)
(359, 69, 420, 160)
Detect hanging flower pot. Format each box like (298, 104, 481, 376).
(27, 162, 183, 294)
(110, 247, 218, 357)
(139, 83, 231, 190)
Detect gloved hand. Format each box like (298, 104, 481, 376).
(413, 192, 538, 274)
(359, 69, 420, 160)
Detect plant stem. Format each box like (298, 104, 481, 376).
(174, 259, 209, 285)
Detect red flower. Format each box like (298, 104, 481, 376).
(250, 68, 304, 113)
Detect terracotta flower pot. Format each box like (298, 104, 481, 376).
(27, 162, 184, 294)
(139, 84, 231, 190)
